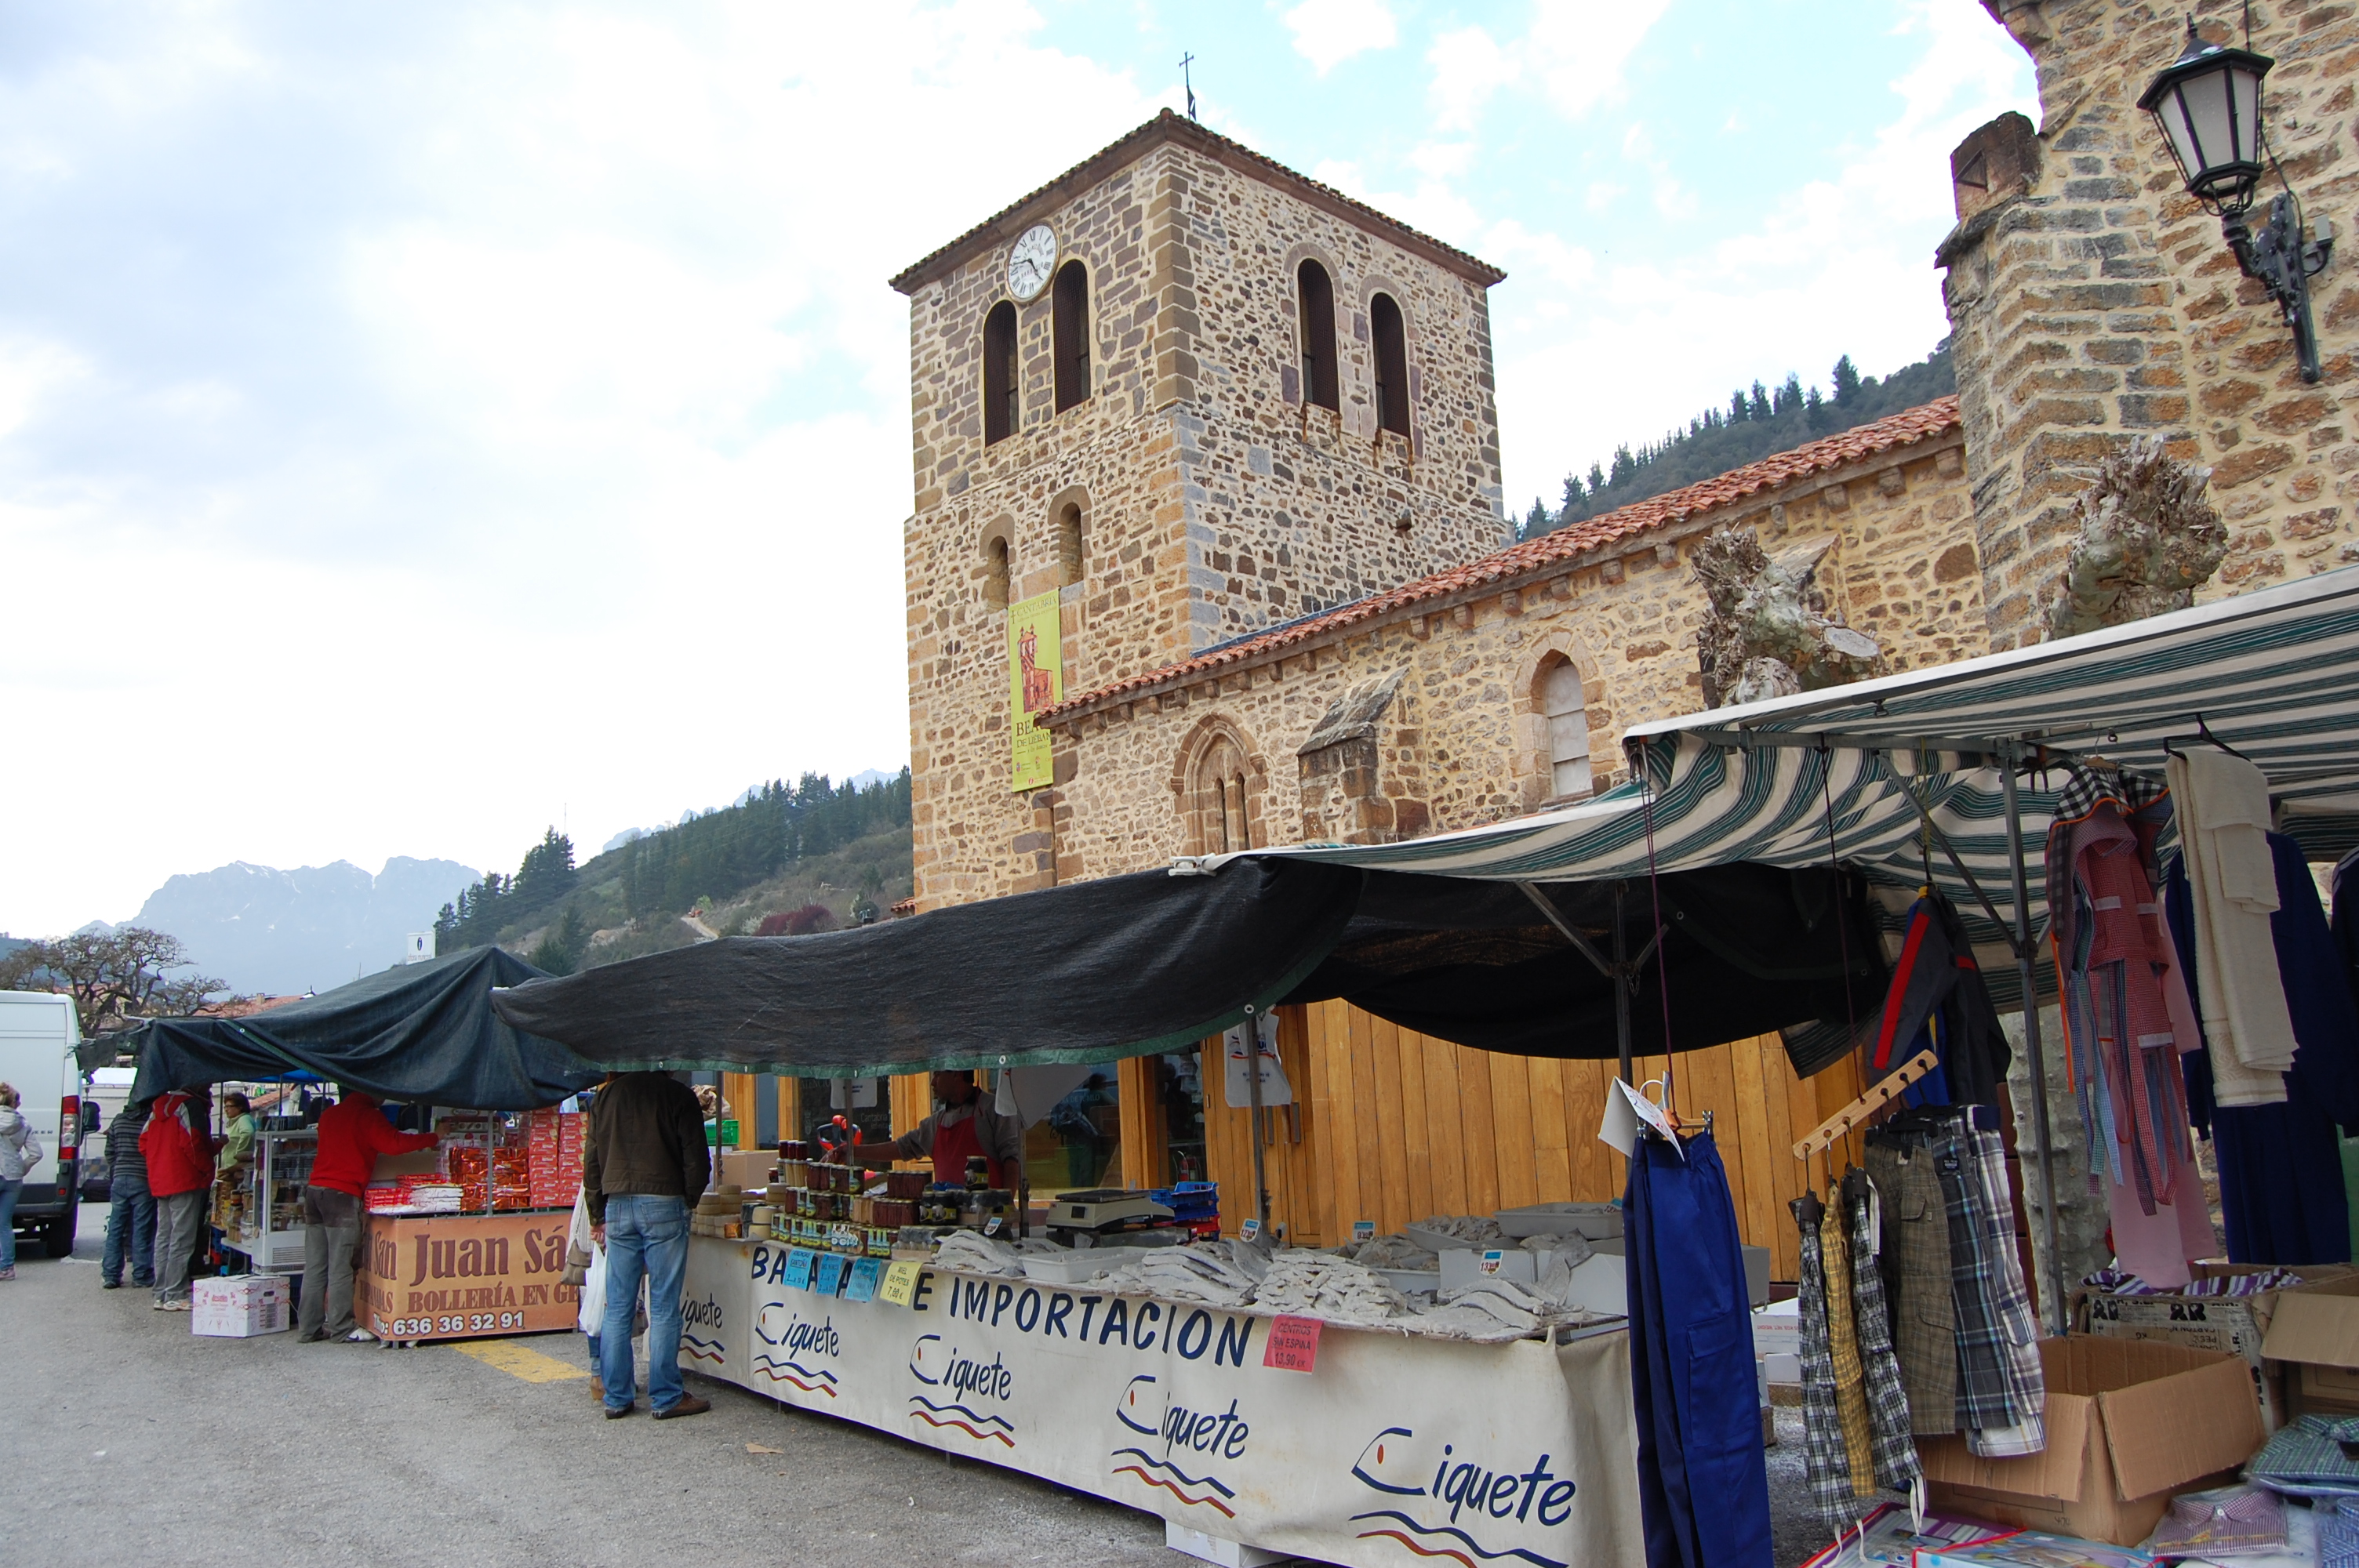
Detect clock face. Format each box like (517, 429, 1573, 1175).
(1006, 223, 1056, 302)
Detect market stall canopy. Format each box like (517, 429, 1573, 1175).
(489, 854, 1882, 1073)
(1201, 564, 2359, 1010)
(125, 946, 598, 1109)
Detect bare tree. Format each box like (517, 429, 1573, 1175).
(0, 927, 228, 1040)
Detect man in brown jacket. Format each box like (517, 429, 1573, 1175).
(584, 1072, 711, 1420)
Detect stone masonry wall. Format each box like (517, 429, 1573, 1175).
(1041, 430, 1983, 880)
(1947, 0, 2359, 649)
(903, 128, 1511, 909)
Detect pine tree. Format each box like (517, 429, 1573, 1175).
(1747, 381, 1772, 422)
(1832, 354, 1861, 407)
(1523, 498, 1551, 538)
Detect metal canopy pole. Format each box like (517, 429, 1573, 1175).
(1241, 1004, 1270, 1235)
(2001, 742, 2066, 1336)
(1514, 880, 1662, 1086)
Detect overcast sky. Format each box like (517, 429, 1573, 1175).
(0, 1, 2034, 937)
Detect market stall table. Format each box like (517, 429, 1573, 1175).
(676, 1233, 1644, 1568)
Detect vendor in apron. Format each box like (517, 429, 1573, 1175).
(834, 1069, 1021, 1187)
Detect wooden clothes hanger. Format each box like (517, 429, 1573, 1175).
(1790, 1047, 1940, 1163)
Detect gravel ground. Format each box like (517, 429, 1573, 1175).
(2, 1239, 1176, 1568)
(1768, 1403, 1892, 1566)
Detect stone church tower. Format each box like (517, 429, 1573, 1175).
(892, 111, 1511, 909)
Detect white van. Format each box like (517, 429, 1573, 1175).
(0, 992, 85, 1258)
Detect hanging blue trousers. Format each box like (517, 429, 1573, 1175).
(1626, 1127, 1772, 1568)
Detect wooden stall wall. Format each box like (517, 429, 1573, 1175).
(1198, 1000, 1867, 1283)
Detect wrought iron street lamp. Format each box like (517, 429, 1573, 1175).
(2141, 20, 2334, 380)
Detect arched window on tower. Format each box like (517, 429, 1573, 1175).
(983, 301, 1019, 445)
(1297, 260, 1339, 410)
(1056, 502, 1085, 586)
(1052, 260, 1091, 413)
(984, 532, 1011, 610)
(1370, 291, 1410, 437)
(1190, 734, 1253, 854)
(1539, 657, 1593, 799)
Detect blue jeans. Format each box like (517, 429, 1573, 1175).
(104, 1189, 155, 1285)
(0, 1180, 19, 1269)
(600, 1194, 687, 1413)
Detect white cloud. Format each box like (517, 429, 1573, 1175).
(1428, 0, 1673, 132)
(0, 2, 1166, 932)
(1283, 0, 1398, 75)
(1427, 26, 1518, 133)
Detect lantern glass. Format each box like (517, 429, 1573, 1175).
(2141, 34, 2272, 216)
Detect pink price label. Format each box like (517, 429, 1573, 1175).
(1262, 1313, 1322, 1374)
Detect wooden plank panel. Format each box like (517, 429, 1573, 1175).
(1419, 1032, 1469, 1218)
(1389, 1022, 1435, 1223)
(1564, 1058, 1609, 1201)
(1368, 1011, 1412, 1232)
(1117, 1055, 1157, 1190)
(776, 1077, 801, 1148)
(1343, 1004, 1387, 1235)
(1729, 1036, 1782, 1270)
(1490, 1051, 1539, 1212)
(1526, 1057, 1571, 1203)
(1456, 1044, 1500, 1218)
(1297, 1006, 1339, 1250)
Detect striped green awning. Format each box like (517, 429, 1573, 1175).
(1205, 564, 2359, 1007)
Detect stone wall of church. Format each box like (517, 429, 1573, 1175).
(1946, 0, 2359, 651)
(1041, 430, 1983, 881)
(903, 131, 1513, 909)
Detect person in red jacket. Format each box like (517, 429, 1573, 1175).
(140, 1090, 217, 1312)
(300, 1092, 436, 1342)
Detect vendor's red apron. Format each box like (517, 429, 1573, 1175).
(930, 1105, 1003, 1188)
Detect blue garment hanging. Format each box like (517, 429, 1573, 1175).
(2172, 834, 2358, 1265)
(1625, 1126, 1772, 1568)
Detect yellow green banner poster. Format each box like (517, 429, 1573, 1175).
(1008, 588, 1063, 792)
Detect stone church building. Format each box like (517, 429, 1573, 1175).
(876, 0, 2359, 1271)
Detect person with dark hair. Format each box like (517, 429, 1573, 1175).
(585, 1071, 710, 1420)
(836, 1069, 1020, 1188)
(101, 1098, 154, 1290)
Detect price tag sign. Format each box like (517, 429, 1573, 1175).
(845, 1256, 884, 1304)
(1353, 1220, 1376, 1243)
(815, 1253, 849, 1298)
(879, 1259, 922, 1307)
(1240, 1218, 1262, 1243)
(1479, 1249, 1505, 1276)
(984, 1214, 1003, 1236)
(783, 1248, 816, 1290)
(1262, 1313, 1322, 1374)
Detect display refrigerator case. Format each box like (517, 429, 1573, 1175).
(226, 1127, 317, 1272)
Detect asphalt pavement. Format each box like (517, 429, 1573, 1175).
(2, 1236, 1176, 1568)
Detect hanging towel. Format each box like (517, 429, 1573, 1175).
(2169, 749, 2295, 1102)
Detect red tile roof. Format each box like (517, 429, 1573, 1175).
(889, 110, 1505, 296)
(1037, 396, 1961, 722)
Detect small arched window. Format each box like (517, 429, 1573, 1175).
(1297, 260, 1339, 410)
(983, 301, 1020, 445)
(1052, 260, 1091, 413)
(1371, 292, 1410, 437)
(1192, 735, 1253, 854)
(1056, 502, 1085, 586)
(1540, 658, 1592, 799)
(984, 532, 1011, 610)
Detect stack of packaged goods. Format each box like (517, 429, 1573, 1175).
(1150, 1181, 1220, 1238)
(445, 1144, 532, 1212)
(524, 1109, 581, 1209)
(753, 1142, 913, 1257)
(365, 1181, 404, 1212)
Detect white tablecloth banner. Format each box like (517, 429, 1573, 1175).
(684, 1238, 1642, 1567)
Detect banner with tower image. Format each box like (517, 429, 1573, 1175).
(1008, 589, 1063, 792)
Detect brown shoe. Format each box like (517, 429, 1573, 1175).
(590, 1377, 604, 1401)
(652, 1394, 711, 1420)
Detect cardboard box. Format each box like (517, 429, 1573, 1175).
(2077, 1287, 2290, 1432)
(718, 1149, 774, 1191)
(1917, 1338, 2263, 1546)
(1753, 1298, 1800, 1359)
(2260, 1272, 2359, 1417)
(192, 1275, 292, 1338)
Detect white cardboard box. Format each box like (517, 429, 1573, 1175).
(192, 1275, 292, 1338)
